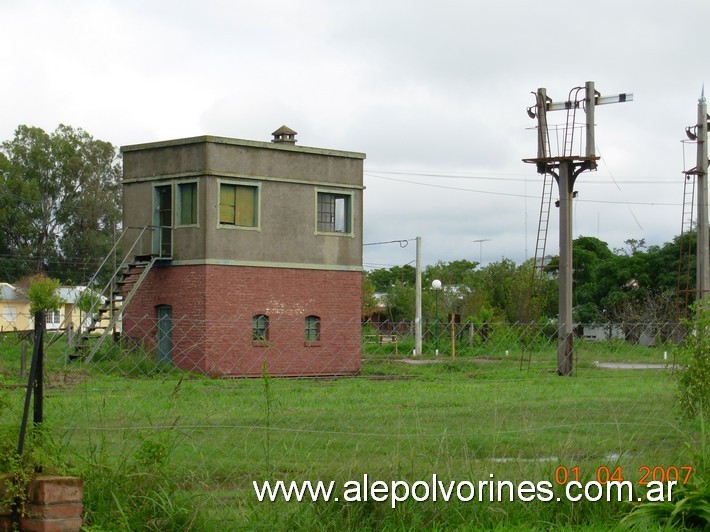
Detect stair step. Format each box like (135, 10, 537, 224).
(77, 226, 159, 365)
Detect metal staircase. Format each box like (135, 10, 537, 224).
(78, 254, 158, 363)
(57, 225, 167, 363)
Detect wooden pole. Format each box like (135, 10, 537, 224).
(20, 341, 27, 379)
(18, 311, 44, 456)
(33, 311, 44, 425)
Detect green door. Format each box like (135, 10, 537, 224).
(157, 305, 173, 364)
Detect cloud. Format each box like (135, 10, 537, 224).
(1, 0, 708, 270)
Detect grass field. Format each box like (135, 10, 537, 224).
(0, 330, 704, 530)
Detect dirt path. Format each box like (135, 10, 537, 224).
(593, 362, 678, 370)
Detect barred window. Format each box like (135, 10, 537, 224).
(305, 315, 320, 342)
(317, 192, 351, 234)
(252, 314, 269, 342)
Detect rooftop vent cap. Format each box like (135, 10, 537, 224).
(272, 125, 297, 144)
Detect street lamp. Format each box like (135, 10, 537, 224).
(432, 279, 442, 355)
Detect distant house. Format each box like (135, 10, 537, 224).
(0, 282, 99, 333)
(367, 292, 389, 323)
(119, 128, 365, 377)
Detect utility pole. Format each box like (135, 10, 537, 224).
(695, 89, 709, 306)
(524, 81, 632, 376)
(681, 88, 710, 311)
(415, 236, 422, 356)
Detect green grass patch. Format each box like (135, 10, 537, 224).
(0, 331, 703, 529)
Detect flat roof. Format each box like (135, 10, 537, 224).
(121, 135, 366, 160)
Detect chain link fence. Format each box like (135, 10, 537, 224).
(0, 316, 699, 527)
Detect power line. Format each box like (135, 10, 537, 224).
(366, 173, 529, 199)
(0, 254, 105, 266)
(363, 262, 407, 270)
(362, 238, 414, 247)
(595, 144, 643, 231)
(365, 168, 680, 184)
(365, 173, 680, 206)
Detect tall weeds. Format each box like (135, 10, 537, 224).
(621, 410, 709, 529)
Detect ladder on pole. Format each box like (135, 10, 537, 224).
(562, 87, 583, 157)
(677, 173, 696, 312)
(521, 171, 554, 370)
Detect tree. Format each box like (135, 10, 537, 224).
(473, 259, 513, 319)
(516, 258, 557, 322)
(0, 125, 121, 284)
(27, 275, 62, 314)
(559, 234, 684, 325)
(384, 283, 416, 322)
(364, 230, 692, 328)
(361, 273, 378, 318)
(613, 237, 646, 256)
(367, 264, 416, 292)
(646, 233, 695, 309)
(547, 236, 613, 322)
(424, 259, 478, 287)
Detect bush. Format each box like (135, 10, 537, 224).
(677, 306, 710, 420)
(80, 429, 205, 530)
(0, 424, 68, 515)
(27, 276, 61, 314)
(621, 417, 708, 529)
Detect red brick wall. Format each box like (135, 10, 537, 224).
(122, 264, 208, 373)
(0, 476, 84, 532)
(124, 264, 361, 377)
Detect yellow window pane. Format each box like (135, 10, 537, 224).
(235, 186, 256, 227)
(219, 185, 236, 224)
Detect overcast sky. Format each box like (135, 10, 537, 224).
(2, 0, 708, 271)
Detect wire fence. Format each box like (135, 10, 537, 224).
(0, 316, 700, 526)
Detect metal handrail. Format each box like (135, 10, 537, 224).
(78, 225, 153, 326)
(83, 255, 158, 364)
(49, 226, 147, 348)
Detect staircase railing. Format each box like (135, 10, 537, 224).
(82, 254, 158, 364)
(52, 226, 156, 360)
(50, 226, 145, 350)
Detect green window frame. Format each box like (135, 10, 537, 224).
(317, 191, 352, 234)
(252, 314, 269, 342)
(219, 183, 259, 227)
(152, 184, 174, 258)
(177, 182, 198, 226)
(305, 315, 320, 343)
